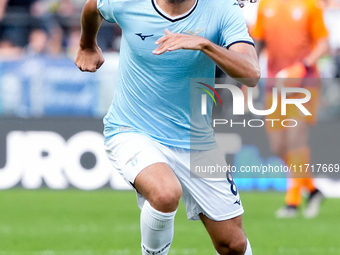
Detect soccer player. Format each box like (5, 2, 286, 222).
(251, 0, 329, 218)
(75, 0, 260, 254)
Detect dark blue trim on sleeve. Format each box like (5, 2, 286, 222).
(225, 40, 255, 49)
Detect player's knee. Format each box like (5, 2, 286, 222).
(215, 236, 247, 255)
(150, 186, 182, 212)
(228, 237, 247, 255)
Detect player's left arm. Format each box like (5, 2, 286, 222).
(202, 41, 260, 87)
(153, 29, 260, 87)
(303, 2, 329, 67)
(303, 38, 329, 67)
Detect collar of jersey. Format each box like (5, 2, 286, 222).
(151, 0, 198, 22)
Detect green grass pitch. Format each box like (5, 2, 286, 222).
(0, 189, 339, 255)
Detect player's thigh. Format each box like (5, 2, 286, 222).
(265, 91, 288, 157)
(286, 120, 309, 150)
(105, 133, 182, 211)
(176, 148, 244, 221)
(134, 162, 182, 212)
(267, 130, 287, 157)
(200, 214, 246, 253)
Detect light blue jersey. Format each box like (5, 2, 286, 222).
(98, 0, 253, 150)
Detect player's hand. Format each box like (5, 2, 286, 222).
(74, 44, 105, 72)
(153, 29, 209, 55)
(275, 62, 307, 89)
(237, 0, 259, 8)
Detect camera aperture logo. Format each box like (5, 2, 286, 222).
(197, 82, 222, 115)
(198, 83, 312, 128)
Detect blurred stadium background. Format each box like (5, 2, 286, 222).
(0, 0, 340, 254)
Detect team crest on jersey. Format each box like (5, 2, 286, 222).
(182, 28, 206, 36)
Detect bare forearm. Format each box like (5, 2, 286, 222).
(153, 30, 260, 86)
(201, 41, 260, 87)
(79, 0, 103, 49)
(304, 39, 329, 67)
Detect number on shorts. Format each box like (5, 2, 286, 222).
(226, 172, 238, 196)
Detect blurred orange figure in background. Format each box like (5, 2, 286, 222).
(251, 0, 329, 218)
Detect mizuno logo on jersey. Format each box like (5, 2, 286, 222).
(135, 33, 154, 40)
(182, 28, 206, 36)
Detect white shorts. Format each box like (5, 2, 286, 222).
(104, 132, 244, 221)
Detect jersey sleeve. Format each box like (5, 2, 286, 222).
(308, 1, 328, 42)
(218, 1, 254, 49)
(97, 0, 117, 23)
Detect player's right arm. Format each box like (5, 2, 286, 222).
(74, 0, 105, 72)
